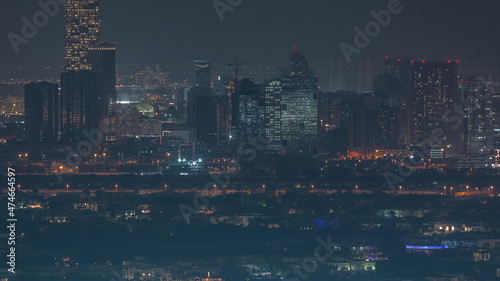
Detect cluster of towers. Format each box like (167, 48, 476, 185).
(23, 0, 499, 161)
(25, 0, 115, 144)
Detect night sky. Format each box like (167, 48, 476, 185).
(1, 0, 500, 66)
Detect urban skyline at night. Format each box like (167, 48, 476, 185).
(1, 1, 500, 281)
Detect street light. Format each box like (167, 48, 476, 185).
(103, 153, 106, 172)
(18, 154, 22, 172)
(24, 154, 28, 174)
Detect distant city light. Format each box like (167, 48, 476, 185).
(406, 245, 449, 249)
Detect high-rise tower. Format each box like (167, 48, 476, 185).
(88, 42, 117, 120)
(24, 82, 60, 143)
(64, 0, 101, 71)
(289, 46, 310, 77)
(60, 70, 99, 141)
(461, 77, 495, 156)
(193, 60, 212, 88)
(409, 61, 463, 157)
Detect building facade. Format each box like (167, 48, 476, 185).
(408, 61, 463, 157)
(24, 82, 59, 143)
(64, 0, 101, 71)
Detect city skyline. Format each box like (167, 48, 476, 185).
(2, 1, 500, 281)
(1, 0, 500, 67)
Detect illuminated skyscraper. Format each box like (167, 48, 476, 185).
(64, 0, 101, 71)
(264, 79, 283, 150)
(60, 70, 99, 141)
(264, 49, 318, 156)
(281, 76, 318, 156)
(494, 92, 500, 133)
(409, 61, 463, 157)
(239, 79, 264, 143)
(24, 82, 59, 143)
(461, 77, 495, 156)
